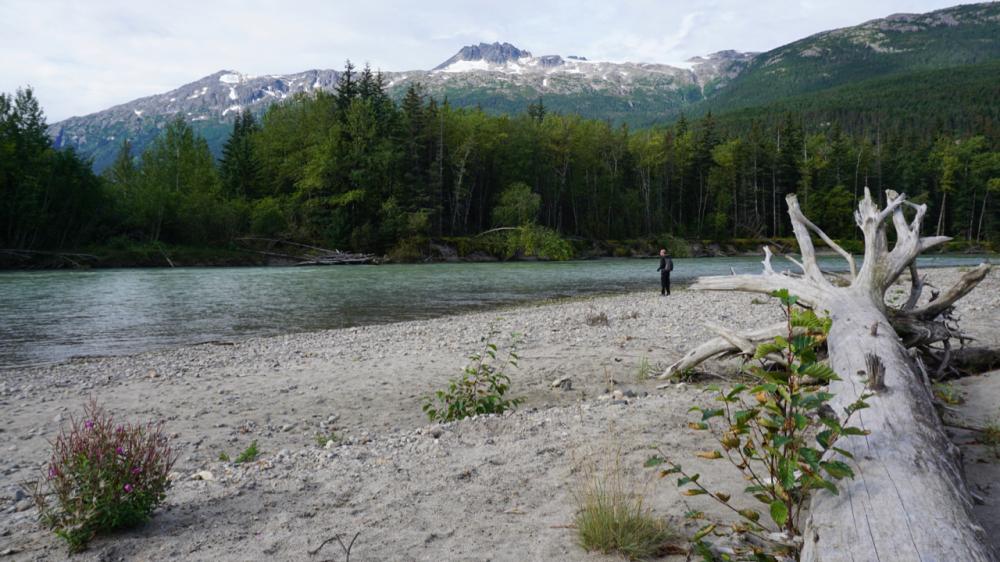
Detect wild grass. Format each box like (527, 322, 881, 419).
(635, 356, 653, 382)
(585, 311, 610, 327)
(981, 418, 1000, 457)
(235, 440, 260, 463)
(573, 450, 675, 560)
(315, 432, 341, 447)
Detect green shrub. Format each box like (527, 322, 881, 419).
(505, 224, 574, 260)
(574, 452, 675, 560)
(933, 383, 964, 405)
(388, 236, 428, 262)
(422, 328, 523, 422)
(31, 400, 176, 553)
(492, 182, 541, 227)
(235, 440, 260, 463)
(647, 290, 871, 559)
(315, 432, 341, 447)
(250, 197, 287, 237)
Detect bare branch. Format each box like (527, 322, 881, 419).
(877, 191, 907, 224)
(784, 253, 805, 274)
(902, 262, 924, 311)
(786, 194, 840, 285)
(762, 245, 775, 274)
(662, 322, 787, 377)
(689, 273, 828, 308)
(903, 263, 991, 320)
(788, 197, 858, 280)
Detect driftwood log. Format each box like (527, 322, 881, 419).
(664, 189, 996, 561)
(235, 237, 376, 265)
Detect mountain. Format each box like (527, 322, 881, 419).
(48, 45, 753, 171)
(50, 70, 342, 172)
(47, 2, 1000, 171)
(701, 2, 1000, 113)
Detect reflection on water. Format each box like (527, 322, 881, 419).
(0, 255, 993, 366)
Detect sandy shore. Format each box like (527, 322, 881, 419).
(1, 266, 998, 561)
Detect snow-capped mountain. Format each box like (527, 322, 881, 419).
(48, 43, 754, 171)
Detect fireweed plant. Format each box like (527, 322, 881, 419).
(30, 400, 176, 552)
(646, 290, 872, 560)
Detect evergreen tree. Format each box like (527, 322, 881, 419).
(335, 60, 357, 116)
(220, 110, 262, 198)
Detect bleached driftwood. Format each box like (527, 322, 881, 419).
(666, 188, 995, 561)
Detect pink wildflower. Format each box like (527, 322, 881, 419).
(124, 483, 133, 493)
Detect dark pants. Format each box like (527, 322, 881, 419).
(660, 271, 671, 295)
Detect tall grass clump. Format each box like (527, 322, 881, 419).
(574, 451, 675, 560)
(30, 400, 176, 553)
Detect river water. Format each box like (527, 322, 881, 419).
(0, 255, 993, 367)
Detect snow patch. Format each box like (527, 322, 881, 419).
(133, 109, 143, 117)
(229, 86, 238, 100)
(667, 61, 698, 71)
(191, 115, 208, 121)
(169, 97, 176, 102)
(222, 104, 242, 117)
(219, 73, 242, 84)
(436, 59, 491, 73)
(312, 78, 321, 89)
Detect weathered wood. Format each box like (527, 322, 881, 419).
(676, 188, 996, 561)
(804, 293, 993, 561)
(234, 237, 376, 265)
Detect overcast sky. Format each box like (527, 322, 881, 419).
(0, 0, 967, 122)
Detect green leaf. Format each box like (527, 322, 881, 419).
(770, 500, 789, 527)
(693, 523, 717, 541)
(822, 460, 854, 480)
(778, 458, 796, 490)
(738, 509, 761, 522)
(678, 474, 701, 486)
(644, 456, 665, 468)
(701, 408, 725, 421)
(800, 362, 840, 381)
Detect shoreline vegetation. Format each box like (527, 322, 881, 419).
(2, 235, 995, 270)
(4, 61, 1000, 275)
(0, 266, 997, 559)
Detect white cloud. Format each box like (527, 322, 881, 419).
(0, 0, 965, 122)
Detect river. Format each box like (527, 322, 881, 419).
(0, 255, 993, 367)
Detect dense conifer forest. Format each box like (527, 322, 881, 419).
(3, 60, 998, 262)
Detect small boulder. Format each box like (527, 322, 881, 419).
(550, 377, 573, 390)
(191, 470, 215, 481)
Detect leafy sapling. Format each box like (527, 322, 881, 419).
(422, 327, 524, 422)
(646, 289, 872, 559)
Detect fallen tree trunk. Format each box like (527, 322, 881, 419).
(674, 189, 996, 561)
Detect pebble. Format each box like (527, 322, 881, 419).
(550, 377, 572, 390)
(191, 470, 215, 481)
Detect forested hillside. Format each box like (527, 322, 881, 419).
(4, 60, 998, 263)
(702, 2, 1000, 113)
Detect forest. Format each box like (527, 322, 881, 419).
(2, 61, 999, 262)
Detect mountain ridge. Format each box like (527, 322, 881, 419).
(46, 2, 1000, 171)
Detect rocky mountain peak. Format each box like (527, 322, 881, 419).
(433, 42, 531, 70)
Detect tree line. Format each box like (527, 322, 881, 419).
(3, 62, 998, 258)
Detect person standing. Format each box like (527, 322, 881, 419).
(657, 249, 673, 296)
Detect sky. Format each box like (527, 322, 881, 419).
(0, 0, 968, 122)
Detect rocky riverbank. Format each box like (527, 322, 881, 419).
(1, 266, 998, 560)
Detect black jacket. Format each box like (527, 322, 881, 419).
(657, 256, 673, 273)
